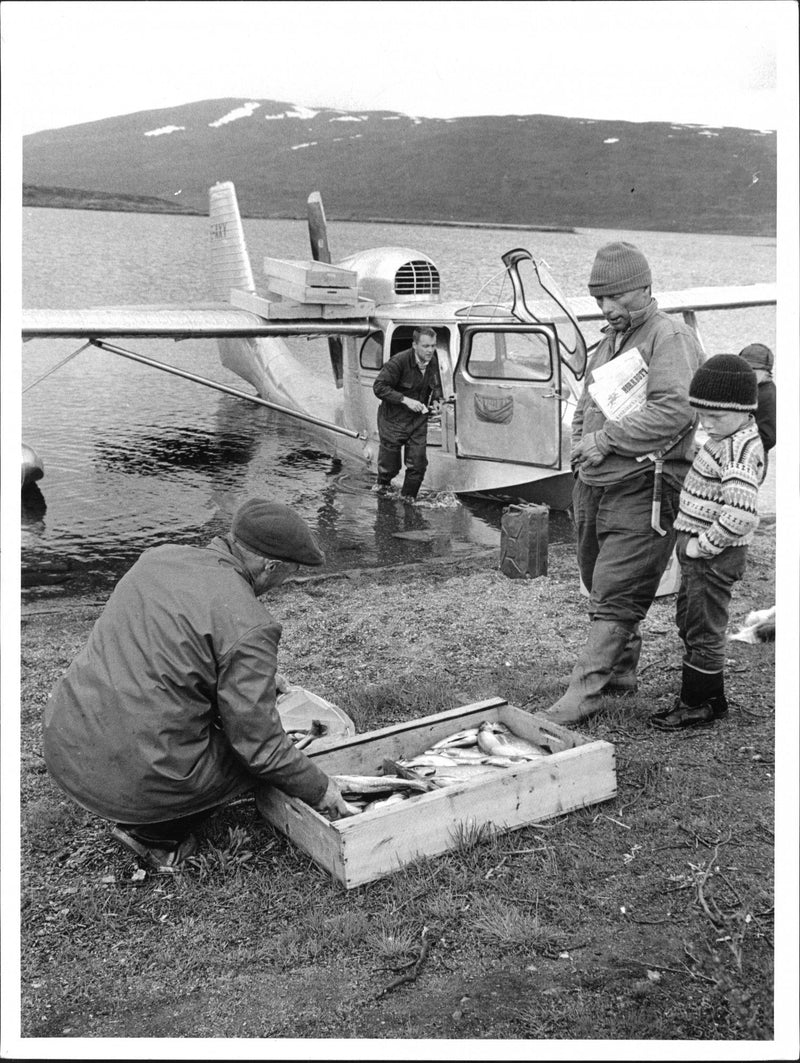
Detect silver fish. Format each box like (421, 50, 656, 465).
(430, 727, 480, 749)
(332, 774, 431, 795)
(476, 721, 546, 759)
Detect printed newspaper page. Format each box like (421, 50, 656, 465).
(588, 346, 648, 422)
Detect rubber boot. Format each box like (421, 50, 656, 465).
(606, 625, 642, 694)
(545, 619, 636, 725)
(650, 664, 728, 730)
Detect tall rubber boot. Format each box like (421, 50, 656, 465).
(651, 663, 728, 730)
(544, 619, 635, 726)
(606, 625, 642, 693)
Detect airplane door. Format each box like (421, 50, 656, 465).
(455, 323, 563, 467)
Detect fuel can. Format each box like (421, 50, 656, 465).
(500, 503, 548, 579)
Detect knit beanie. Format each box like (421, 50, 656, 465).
(739, 342, 774, 372)
(689, 354, 758, 412)
(231, 499, 325, 565)
(588, 242, 652, 296)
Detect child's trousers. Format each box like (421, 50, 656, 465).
(675, 532, 748, 672)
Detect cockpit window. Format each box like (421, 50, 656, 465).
(359, 332, 384, 370)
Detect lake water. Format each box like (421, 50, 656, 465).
(20, 207, 776, 598)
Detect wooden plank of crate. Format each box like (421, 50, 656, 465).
(307, 698, 510, 775)
(255, 786, 347, 883)
(230, 288, 374, 320)
(266, 276, 358, 305)
(263, 257, 358, 289)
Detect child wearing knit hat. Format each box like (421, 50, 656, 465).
(651, 354, 765, 731)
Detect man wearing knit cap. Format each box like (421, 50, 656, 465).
(44, 498, 353, 873)
(652, 355, 764, 730)
(738, 342, 776, 463)
(544, 241, 704, 725)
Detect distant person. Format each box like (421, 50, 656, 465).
(739, 343, 776, 470)
(544, 241, 704, 726)
(372, 326, 442, 502)
(43, 499, 353, 873)
(651, 355, 764, 731)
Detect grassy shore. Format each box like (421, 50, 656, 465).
(18, 523, 777, 1043)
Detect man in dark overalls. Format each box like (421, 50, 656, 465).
(373, 326, 442, 501)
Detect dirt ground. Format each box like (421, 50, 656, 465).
(15, 510, 789, 1048)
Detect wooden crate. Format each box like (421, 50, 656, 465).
(230, 288, 375, 320)
(263, 258, 358, 305)
(263, 257, 358, 290)
(256, 697, 616, 889)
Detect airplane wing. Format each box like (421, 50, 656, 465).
(21, 305, 373, 340)
(565, 283, 777, 322)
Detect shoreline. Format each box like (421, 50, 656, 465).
(21, 189, 777, 239)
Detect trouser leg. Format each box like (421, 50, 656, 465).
(400, 440, 429, 499)
(376, 442, 403, 487)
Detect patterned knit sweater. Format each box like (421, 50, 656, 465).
(674, 419, 764, 555)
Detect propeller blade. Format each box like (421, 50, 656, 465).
(307, 191, 344, 388)
(308, 191, 333, 264)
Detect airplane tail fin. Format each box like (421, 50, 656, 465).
(209, 182, 255, 301)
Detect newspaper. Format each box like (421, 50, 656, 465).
(588, 346, 648, 422)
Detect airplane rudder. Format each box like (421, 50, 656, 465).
(208, 181, 255, 300)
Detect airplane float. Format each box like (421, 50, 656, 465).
(22, 182, 776, 510)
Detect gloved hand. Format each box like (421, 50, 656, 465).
(313, 777, 355, 820)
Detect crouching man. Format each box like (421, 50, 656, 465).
(43, 498, 352, 873)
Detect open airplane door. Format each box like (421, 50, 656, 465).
(455, 322, 563, 467)
(502, 248, 588, 381)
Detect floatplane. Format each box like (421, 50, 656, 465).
(22, 182, 776, 509)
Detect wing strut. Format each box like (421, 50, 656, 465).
(90, 340, 364, 440)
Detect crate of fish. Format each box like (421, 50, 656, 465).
(256, 697, 616, 889)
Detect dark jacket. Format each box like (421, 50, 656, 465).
(43, 537, 328, 823)
(373, 347, 442, 440)
(573, 299, 704, 489)
(755, 379, 776, 452)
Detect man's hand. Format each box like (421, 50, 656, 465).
(684, 537, 704, 559)
(572, 431, 608, 469)
(402, 397, 428, 414)
(275, 673, 294, 696)
(313, 778, 356, 820)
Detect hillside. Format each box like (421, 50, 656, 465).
(22, 98, 776, 235)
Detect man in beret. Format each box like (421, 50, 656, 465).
(544, 242, 704, 725)
(43, 499, 352, 873)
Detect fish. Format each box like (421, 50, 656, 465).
(400, 754, 464, 769)
(729, 605, 776, 644)
(430, 727, 480, 749)
(331, 774, 431, 795)
(476, 721, 547, 760)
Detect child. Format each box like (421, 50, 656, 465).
(651, 354, 764, 731)
(739, 342, 776, 464)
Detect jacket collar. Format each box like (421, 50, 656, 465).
(207, 535, 256, 588)
(600, 297, 658, 339)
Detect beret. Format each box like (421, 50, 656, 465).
(231, 499, 325, 566)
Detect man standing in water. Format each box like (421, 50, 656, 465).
(544, 242, 704, 726)
(373, 326, 442, 502)
(43, 499, 353, 872)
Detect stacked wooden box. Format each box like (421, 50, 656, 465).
(230, 258, 374, 320)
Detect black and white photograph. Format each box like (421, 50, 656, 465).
(2, 1, 797, 1058)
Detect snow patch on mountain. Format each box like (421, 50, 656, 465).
(264, 105, 320, 121)
(144, 125, 186, 137)
(209, 102, 261, 127)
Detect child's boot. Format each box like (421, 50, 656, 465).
(650, 663, 728, 730)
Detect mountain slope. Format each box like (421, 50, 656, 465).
(22, 98, 776, 235)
